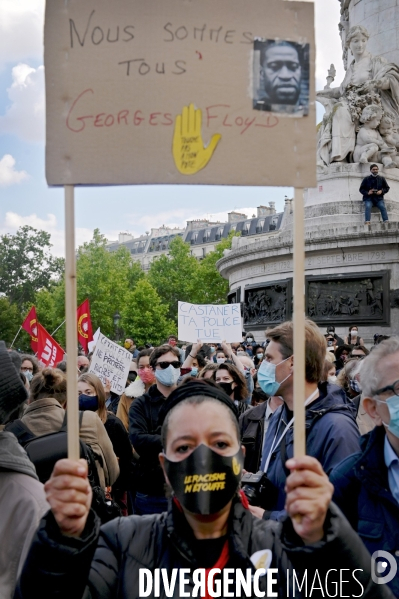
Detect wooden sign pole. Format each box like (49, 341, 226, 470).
(65, 185, 80, 461)
(293, 188, 306, 458)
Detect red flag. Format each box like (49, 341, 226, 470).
(36, 323, 64, 368)
(22, 306, 39, 352)
(77, 299, 93, 353)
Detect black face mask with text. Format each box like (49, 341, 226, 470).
(163, 444, 244, 515)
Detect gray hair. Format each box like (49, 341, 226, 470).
(346, 25, 370, 49)
(361, 337, 399, 398)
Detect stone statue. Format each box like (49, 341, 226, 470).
(353, 104, 396, 167)
(316, 25, 399, 166)
(379, 114, 399, 165)
(338, 0, 350, 69)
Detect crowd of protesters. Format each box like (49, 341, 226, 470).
(0, 323, 399, 598)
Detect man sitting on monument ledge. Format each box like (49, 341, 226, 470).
(359, 164, 389, 226)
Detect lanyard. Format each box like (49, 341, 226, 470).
(263, 388, 319, 473)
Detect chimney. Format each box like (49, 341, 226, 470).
(257, 205, 270, 217)
(228, 211, 247, 223)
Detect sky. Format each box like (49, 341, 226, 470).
(0, 0, 345, 256)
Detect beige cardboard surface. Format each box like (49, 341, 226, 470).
(44, 0, 316, 187)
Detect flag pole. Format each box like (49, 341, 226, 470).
(51, 319, 66, 337)
(293, 188, 306, 459)
(65, 185, 80, 461)
(10, 326, 22, 349)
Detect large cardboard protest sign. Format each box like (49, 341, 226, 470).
(178, 301, 242, 343)
(44, 0, 316, 188)
(89, 332, 132, 394)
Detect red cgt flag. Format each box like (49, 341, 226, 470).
(21, 306, 39, 353)
(77, 299, 93, 353)
(37, 323, 64, 368)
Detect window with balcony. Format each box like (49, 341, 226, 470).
(256, 219, 265, 233)
(242, 222, 251, 236)
(203, 229, 211, 243)
(215, 226, 224, 241)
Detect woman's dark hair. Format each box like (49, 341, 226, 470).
(253, 345, 264, 366)
(335, 344, 352, 362)
(137, 348, 153, 367)
(56, 360, 67, 372)
(20, 354, 40, 374)
(348, 325, 359, 332)
(149, 345, 181, 369)
(30, 368, 67, 405)
(213, 362, 247, 401)
(195, 352, 207, 368)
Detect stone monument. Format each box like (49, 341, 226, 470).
(217, 9, 399, 344)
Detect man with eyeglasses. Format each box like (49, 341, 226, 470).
(128, 344, 181, 515)
(331, 337, 399, 597)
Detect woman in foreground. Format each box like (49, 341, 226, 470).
(15, 380, 393, 598)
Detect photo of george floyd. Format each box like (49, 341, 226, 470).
(253, 39, 310, 116)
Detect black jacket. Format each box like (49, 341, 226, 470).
(14, 498, 395, 599)
(106, 393, 121, 415)
(128, 384, 166, 496)
(103, 413, 133, 493)
(359, 174, 390, 203)
(239, 402, 268, 473)
(330, 426, 399, 597)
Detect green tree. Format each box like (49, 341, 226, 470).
(0, 226, 64, 311)
(147, 236, 200, 322)
(35, 289, 61, 337)
(0, 296, 22, 345)
(194, 231, 241, 304)
(120, 279, 176, 346)
(34, 229, 145, 346)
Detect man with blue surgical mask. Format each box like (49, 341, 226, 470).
(331, 337, 399, 598)
(129, 344, 181, 515)
(249, 319, 359, 521)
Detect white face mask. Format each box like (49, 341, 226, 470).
(328, 375, 338, 384)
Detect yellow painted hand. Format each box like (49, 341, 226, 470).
(173, 103, 221, 175)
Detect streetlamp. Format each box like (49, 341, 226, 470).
(113, 311, 121, 342)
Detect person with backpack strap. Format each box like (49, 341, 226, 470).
(5, 368, 119, 490)
(77, 372, 133, 515)
(0, 341, 49, 599)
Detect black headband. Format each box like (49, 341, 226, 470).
(158, 379, 238, 426)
